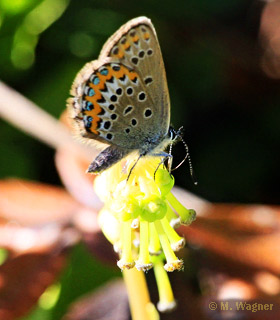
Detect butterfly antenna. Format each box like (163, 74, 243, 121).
(167, 143, 173, 172)
(171, 134, 198, 185)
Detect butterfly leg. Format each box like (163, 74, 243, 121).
(87, 146, 130, 174)
(126, 154, 143, 182)
(151, 152, 173, 180)
(127, 151, 171, 182)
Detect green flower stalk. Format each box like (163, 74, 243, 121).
(95, 155, 196, 316)
(153, 256, 176, 312)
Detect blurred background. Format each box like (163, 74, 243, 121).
(1, 0, 280, 203)
(1, 0, 280, 319)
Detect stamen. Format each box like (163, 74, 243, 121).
(117, 220, 135, 270)
(166, 192, 196, 225)
(153, 257, 177, 312)
(136, 221, 153, 271)
(161, 217, 185, 251)
(154, 220, 183, 272)
(165, 205, 180, 229)
(149, 222, 162, 255)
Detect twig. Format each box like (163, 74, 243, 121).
(0, 81, 93, 160)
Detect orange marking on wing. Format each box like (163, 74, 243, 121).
(132, 35, 139, 43)
(144, 32, 150, 40)
(82, 109, 100, 135)
(112, 66, 126, 79)
(118, 51, 124, 59)
(90, 115, 101, 134)
(87, 73, 113, 116)
(86, 95, 103, 115)
(106, 68, 113, 79)
(127, 71, 138, 81)
(123, 42, 131, 50)
(83, 65, 139, 138)
(87, 86, 101, 99)
(98, 74, 109, 82)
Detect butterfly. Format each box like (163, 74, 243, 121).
(68, 16, 186, 175)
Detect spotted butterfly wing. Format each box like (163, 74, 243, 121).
(68, 17, 171, 173)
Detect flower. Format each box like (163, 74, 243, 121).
(95, 154, 196, 312)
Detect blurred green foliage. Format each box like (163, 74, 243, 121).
(20, 243, 120, 320)
(1, 1, 280, 317)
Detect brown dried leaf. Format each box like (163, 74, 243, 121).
(0, 179, 79, 226)
(195, 204, 280, 234)
(181, 203, 280, 274)
(0, 251, 67, 319)
(63, 279, 129, 320)
(0, 223, 79, 254)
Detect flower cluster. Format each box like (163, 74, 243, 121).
(95, 155, 196, 311)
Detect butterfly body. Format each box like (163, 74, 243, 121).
(68, 17, 172, 173)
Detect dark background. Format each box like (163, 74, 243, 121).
(0, 1, 279, 318)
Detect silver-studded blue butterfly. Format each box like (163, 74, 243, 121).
(68, 17, 179, 174)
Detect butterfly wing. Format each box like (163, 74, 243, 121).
(68, 16, 170, 154)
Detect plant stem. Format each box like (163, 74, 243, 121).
(0, 81, 93, 160)
(123, 268, 159, 320)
